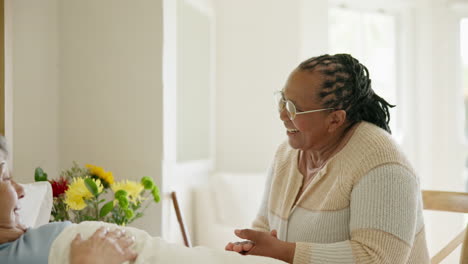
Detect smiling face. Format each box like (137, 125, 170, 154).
(0, 147, 26, 235)
(280, 69, 346, 152)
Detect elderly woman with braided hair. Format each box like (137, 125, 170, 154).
(225, 54, 430, 264)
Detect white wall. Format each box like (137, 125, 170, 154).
(413, 0, 467, 261)
(58, 0, 164, 235)
(11, 0, 60, 183)
(176, 0, 212, 162)
(4, 0, 14, 170)
(9, 0, 164, 236)
(300, 0, 330, 58)
(214, 0, 324, 173)
(411, 0, 465, 195)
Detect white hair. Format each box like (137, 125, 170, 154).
(0, 135, 8, 160)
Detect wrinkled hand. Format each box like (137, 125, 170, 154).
(70, 227, 138, 264)
(225, 229, 277, 254)
(230, 229, 295, 263)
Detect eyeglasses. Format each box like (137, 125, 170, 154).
(275, 91, 334, 120)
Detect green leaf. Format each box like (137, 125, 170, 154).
(131, 203, 140, 210)
(151, 186, 160, 203)
(114, 190, 128, 199)
(100, 201, 114, 218)
(34, 167, 48, 182)
(84, 178, 99, 196)
(124, 209, 134, 218)
(141, 176, 155, 190)
(118, 196, 129, 209)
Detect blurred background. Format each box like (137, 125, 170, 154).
(2, 0, 468, 263)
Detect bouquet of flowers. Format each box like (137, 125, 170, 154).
(34, 162, 160, 225)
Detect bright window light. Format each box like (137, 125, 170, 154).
(329, 8, 398, 135)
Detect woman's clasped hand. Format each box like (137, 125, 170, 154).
(226, 229, 295, 263)
(69, 227, 138, 264)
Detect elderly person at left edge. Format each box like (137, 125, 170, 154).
(0, 136, 138, 264)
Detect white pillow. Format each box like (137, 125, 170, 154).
(211, 173, 266, 227)
(18, 182, 53, 228)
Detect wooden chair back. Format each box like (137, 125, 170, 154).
(422, 190, 468, 264)
(171, 191, 192, 247)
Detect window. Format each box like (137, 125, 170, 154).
(329, 8, 399, 136)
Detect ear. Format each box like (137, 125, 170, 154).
(326, 110, 347, 133)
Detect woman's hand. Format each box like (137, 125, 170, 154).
(69, 227, 138, 264)
(232, 229, 296, 263)
(225, 229, 277, 254)
(225, 240, 255, 254)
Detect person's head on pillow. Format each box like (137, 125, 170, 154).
(0, 135, 27, 243)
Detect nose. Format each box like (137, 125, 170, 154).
(279, 107, 289, 121)
(13, 181, 25, 199)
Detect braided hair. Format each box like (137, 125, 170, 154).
(298, 54, 395, 134)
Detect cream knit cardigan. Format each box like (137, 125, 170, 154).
(252, 122, 430, 264)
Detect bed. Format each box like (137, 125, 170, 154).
(17, 182, 286, 264)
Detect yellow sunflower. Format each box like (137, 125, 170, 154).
(65, 177, 104, 210)
(111, 180, 144, 203)
(86, 164, 115, 185)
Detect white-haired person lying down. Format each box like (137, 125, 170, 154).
(0, 136, 285, 264)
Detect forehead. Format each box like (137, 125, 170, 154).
(283, 69, 323, 105)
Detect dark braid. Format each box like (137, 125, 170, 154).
(298, 54, 395, 134)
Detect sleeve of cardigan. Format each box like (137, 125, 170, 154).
(251, 163, 275, 232)
(293, 164, 421, 264)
